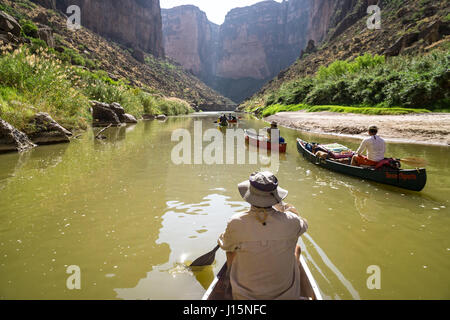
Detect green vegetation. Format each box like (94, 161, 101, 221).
(261, 52, 449, 111)
(0, 46, 192, 131)
(19, 19, 38, 38)
(256, 103, 430, 117)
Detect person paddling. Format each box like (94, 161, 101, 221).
(266, 121, 285, 143)
(351, 125, 386, 166)
(218, 114, 228, 126)
(218, 171, 308, 300)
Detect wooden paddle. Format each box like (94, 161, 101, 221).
(190, 245, 220, 267)
(399, 157, 427, 167)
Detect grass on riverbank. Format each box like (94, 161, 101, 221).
(245, 51, 449, 112)
(0, 45, 193, 131)
(257, 103, 432, 117)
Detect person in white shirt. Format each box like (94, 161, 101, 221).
(351, 125, 386, 166)
(218, 171, 308, 300)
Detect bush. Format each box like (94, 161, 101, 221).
(20, 19, 38, 38)
(259, 50, 449, 111)
(0, 45, 194, 130)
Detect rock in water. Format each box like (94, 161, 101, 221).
(122, 113, 138, 124)
(0, 119, 36, 153)
(156, 115, 168, 121)
(27, 113, 72, 145)
(109, 102, 126, 121)
(91, 101, 121, 127)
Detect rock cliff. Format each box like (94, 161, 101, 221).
(162, 0, 311, 102)
(33, 0, 164, 57)
(162, 5, 218, 81)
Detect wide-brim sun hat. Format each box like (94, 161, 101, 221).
(238, 171, 288, 208)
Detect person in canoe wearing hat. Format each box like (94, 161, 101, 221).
(266, 121, 285, 144)
(351, 125, 386, 167)
(218, 171, 308, 300)
(218, 114, 228, 127)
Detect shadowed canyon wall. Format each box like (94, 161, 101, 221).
(33, 0, 165, 57)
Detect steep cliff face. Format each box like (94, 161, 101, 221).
(33, 0, 164, 57)
(162, 5, 218, 82)
(162, 0, 311, 102)
(307, 0, 382, 43)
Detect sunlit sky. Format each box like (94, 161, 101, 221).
(160, 0, 282, 25)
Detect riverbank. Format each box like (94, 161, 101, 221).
(265, 111, 450, 146)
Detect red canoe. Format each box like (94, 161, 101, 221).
(244, 130, 287, 153)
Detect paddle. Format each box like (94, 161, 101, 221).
(190, 245, 220, 267)
(399, 157, 427, 167)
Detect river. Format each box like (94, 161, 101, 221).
(0, 113, 449, 299)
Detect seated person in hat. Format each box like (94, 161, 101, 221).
(218, 114, 228, 126)
(351, 125, 386, 166)
(266, 121, 285, 144)
(218, 171, 308, 300)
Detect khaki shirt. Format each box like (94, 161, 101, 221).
(218, 207, 308, 300)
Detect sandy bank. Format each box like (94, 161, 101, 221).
(265, 111, 450, 146)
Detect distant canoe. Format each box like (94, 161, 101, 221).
(245, 130, 287, 153)
(297, 138, 427, 191)
(202, 256, 322, 300)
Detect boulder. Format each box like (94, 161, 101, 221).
(132, 48, 145, 63)
(37, 26, 55, 48)
(122, 113, 138, 124)
(33, 12, 49, 26)
(300, 40, 317, 59)
(91, 101, 121, 127)
(0, 11, 21, 37)
(385, 32, 419, 56)
(0, 119, 36, 153)
(419, 21, 441, 45)
(27, 112, 72, 145)
(156, 114, 168, 121)
(142, 114, 156, 120)
(109, 102, 126, 120)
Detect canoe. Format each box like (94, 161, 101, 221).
(202, 256, 322, 300)
(244, 130, 287, 153)
(228, 119, 238, 124)
(297, 138, 427, 191)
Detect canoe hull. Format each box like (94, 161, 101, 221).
(297, 138, 427, 191)
(245, 130, 287, 153)
(202, 256, 322, 300)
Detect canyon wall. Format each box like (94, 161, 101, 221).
(162, 0, 311, 102)
(33, 0, 164, 57)
(162, 5, 218, 82)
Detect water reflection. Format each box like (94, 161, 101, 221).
(114, 193, 247, 300)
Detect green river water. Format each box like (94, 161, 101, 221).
(0, 113, 449, 300)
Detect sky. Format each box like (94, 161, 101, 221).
(160, 0, 282, 25)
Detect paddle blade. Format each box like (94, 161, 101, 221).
(190, 245, 220, 267)
(399, 157, 428, 167)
